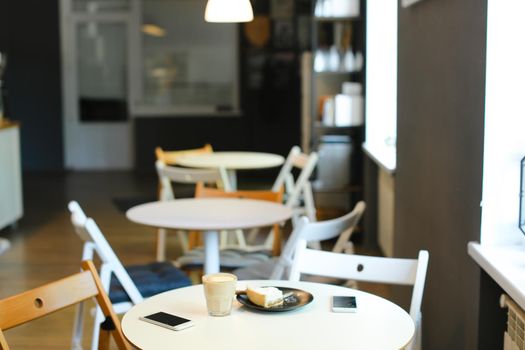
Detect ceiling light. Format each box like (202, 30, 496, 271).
(205, 0, 254, 23)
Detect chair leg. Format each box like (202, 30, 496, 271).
(91, 309, 104, 350)
(71, 301, 85, 350)
(0, 329, 10, 350)
(91, 262, 111, 350)
(187, 230, 202, 250)
(156, 228, 167, 261)
(176, 230, 189, 253)
(234, 229, 247, 248)
(219, 230, 229, 248)
(97, 330, 110, 350)
(271, 224, 281, 256)
(415, 318, 422, 350)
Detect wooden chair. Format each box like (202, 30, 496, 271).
(289, 244, 429, 350)
(176, 184, 285, 272)
(155, 160, 232, 260)
(191, 183, 285, 255)
(155, 144, 213, 166)
(0, 260, 130, 350)
(233, 201, 366, 280)
(69, 201, 191, 350)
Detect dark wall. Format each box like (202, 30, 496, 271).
(134, 77, 301, 174)
(395, 0, 486, 349)
(0, 0, 63, 171)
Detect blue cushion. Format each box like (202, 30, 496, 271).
(109, 262, 192, 304)
(177, 248, 272, 270)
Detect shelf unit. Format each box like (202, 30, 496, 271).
(303, 0, 365, 215)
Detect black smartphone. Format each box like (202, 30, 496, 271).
(139, 312, 194, 331)
(331, 296, 357, 313)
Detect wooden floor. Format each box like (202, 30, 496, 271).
(0, 171, 389, 349)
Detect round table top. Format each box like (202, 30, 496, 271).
(126, 198, 293, 231)
(176, 151, 285, 170)
(122, 280, 415, 350)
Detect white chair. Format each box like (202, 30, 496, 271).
(272, 146, 319, 224)
(289, 243, 429, 350)
(248, 146, 319, 250)
(155, 160, 233, 260)
(234, 201, 366, 280)
(68, 201, 191, 350)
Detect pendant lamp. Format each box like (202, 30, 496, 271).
(205, 0, 254, 23)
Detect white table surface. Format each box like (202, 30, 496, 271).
(122, 280, 415, 350)
(126, 199, 293, 273)
(176, 151, 285, 170)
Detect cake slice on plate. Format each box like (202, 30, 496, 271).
(246, 286, 284, 308)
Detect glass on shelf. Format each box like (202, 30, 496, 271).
(73, 0, 129, 13)
(314, 48, 363, 73)
(314, 0, 360, 18)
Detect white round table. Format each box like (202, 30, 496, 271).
(126, 199, 292, 274)
(176, 152, 285, 189)
(122, 280, 415, 350)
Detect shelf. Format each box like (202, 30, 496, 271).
(314, 70, 362, 76)
(0, 119, 20, 131)
(315, 122, 363, 131)
(314, 16, 361, 22)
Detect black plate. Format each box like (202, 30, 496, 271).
(236, 287, 314, 312)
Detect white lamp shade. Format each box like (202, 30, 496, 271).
(205, 0, 254, 23)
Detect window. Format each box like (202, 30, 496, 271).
(363, 0, 397, 171)
(480, 0, 525, 245)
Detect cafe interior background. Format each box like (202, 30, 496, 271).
(1, 0, 525, 349)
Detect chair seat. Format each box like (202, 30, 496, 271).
(232, 258, 282, 280)
(109, 262, 192, 303)
(177, 248, 272, 270)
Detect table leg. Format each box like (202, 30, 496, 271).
(203, 230, 220, 274)
(226, 169, 237, 190)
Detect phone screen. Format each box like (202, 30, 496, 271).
(143, 312, 191, 327)
(332, 296, 357, 308)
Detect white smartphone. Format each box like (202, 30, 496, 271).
(140, 312, 194, 331)
(331, 296, 357, 313)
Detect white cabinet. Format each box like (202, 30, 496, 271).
(0, 122, 23, 229)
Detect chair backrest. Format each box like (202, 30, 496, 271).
(194, 183, 285, 254)
(289, 244, 429, 326)
(68, 201, 144, 305)
(270, 202, 366, 280)
(271, 146, 319, 222)
(331, 201, 366, 253)
(156, 161, 232, 201)
(0, 260, 130, 350)
(155, 144, 213, 165)
(195, 182, 283, 202)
